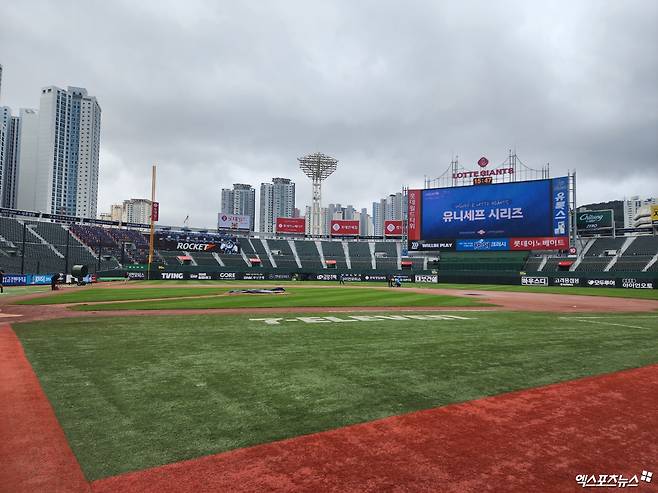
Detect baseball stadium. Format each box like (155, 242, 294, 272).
(1, 161, 658, 492)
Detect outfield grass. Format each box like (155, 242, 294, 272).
(433, 283, 658, 300)
(103, 279, 658, 300)
(14, 287, 230, 305)
(70, 287, 486, 311)
(0, 285, 50, 298)
(15, 311, 658, 480)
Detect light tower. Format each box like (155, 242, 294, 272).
(298, 152, 338, 236)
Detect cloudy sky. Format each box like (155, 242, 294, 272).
(1, 0, 656, 228)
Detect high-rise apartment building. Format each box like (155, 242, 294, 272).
(220, 183, 256, 230)
(623, 196, 657, 228)
(359, 207, 374, 236)
(16, 86, 101, 217)
(122, 198, 152, 224)
(0, 106, 20, 207)
(1, 115, 20, 208)
(259, 177, 295, 233)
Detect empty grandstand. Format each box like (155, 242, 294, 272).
(1, 212, 657, 287)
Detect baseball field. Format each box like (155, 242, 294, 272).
(2, 281, 657, 492)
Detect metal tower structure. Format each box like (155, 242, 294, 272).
(298, 152, 338, 236)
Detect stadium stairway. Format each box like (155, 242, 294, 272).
(288, 240, 303, 269)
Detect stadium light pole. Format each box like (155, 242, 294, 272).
(298, 152, 338, 237)
(147, 165, 157, 280)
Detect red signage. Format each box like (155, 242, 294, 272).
(384, 220, 403, 237)
(151, 201, 159, 222)
(407, 190, 421, 240)
(477, 157, 489, 167)
(275, 217, 306, 234)
(510, 236, 569, 251)
(330, 220, 360, 236)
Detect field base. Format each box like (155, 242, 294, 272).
(4, 314, 655, 493)
(90, 363, 658, 493)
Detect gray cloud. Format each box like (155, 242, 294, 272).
(1, 0, 656, 227)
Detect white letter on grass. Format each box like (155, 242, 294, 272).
(250, 318, 285, 325)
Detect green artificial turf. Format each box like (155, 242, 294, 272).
(65, 287, 487, 311)
(14, 287, 229, 305)
(0, 285, 50, 298)
(432, 283, 658, 300)
(15, 311, 658, 480)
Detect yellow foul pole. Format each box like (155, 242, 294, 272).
(147, 165, 157, 280)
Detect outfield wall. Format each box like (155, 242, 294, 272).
(117, 271, 439, 284)
(98, 266, 658, 289)
(437, 271, 657, 289)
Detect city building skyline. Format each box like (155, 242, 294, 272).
(220, 183, 256, 231)
(623, 196, 657, 229)
(15, 85, 101, 217)
(259, 177, 295, 233)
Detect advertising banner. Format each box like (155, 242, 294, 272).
(384, 220, 403, 237)
(330, 220, 360, 236)
(218, 213, 251, 230)
(576, 210, 613, 231)
(157, 271, 292, 281)
(363, 274, 389, 282)
(457, 238, 509, 251)
(414, 274, 438, 283)
(652, 205, 658, 223)
(551, 176, 569, 236)
(2, 274, 60, 286)
(421, 180, 552, 240)
(124, 222, 151, 229)
(151, 202, 159, 222)
(314, 273, 339, 281)
(407, 189, 421, 240)
(275, 217, 306, 234)
(418, 177, 570, 242)
(266, 273, 293, 280)
(84, 217, 121, 226)
(521, 276, 548, 286)
(584, 278, 617, 288)
(408, 239, 455, 251)
(619, 278, 654, 289)
(510, 236, 569, 251)
(242, 272, 267, 281)
(551, 277, 581, 287)
(155, 238, 240, 254)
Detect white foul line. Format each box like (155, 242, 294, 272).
(559, 317, 652, 330)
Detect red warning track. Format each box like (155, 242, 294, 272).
(0, 324, 89, 493)
(91, 364, 658, 493)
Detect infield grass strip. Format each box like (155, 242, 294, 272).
(14, 312, 658, 480)
(15, 287, 230, 305)
(70, 287, 488, 310)
(429, 283, 658, 300)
